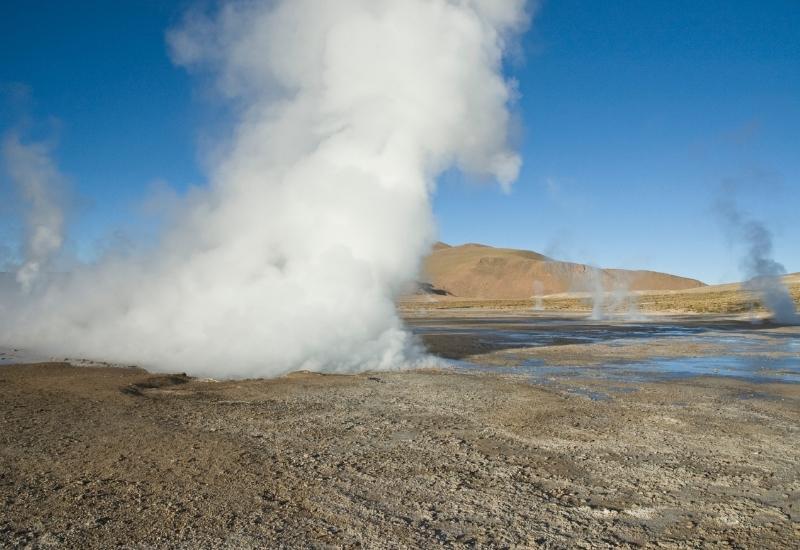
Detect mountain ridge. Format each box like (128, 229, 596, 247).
(420, 242, 705, 300)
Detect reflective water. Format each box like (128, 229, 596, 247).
(409, 314, 800, 385)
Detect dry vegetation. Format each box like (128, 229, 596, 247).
(400, 278, 800, 315)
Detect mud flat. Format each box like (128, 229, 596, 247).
(2, 314, 799, 548)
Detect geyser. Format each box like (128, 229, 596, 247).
(0, 0, 529, 377)
(718, 194, 799, 324)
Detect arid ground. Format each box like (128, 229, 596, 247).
(2, 309, 799, 548)
(403, 269, 800, 316)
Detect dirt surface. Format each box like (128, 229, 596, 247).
(2, 349, 799, 548)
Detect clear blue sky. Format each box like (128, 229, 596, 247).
(1, 0, 798, 284)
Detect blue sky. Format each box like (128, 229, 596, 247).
(2, 0, 798, 284)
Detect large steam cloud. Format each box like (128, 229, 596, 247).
(0, 0, 528, 377)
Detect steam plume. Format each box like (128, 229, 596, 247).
(1, 134, 65, 293)
(717, 194, 799, 324)
(584, 268, 644, 321)
(531, 279, 544, 311)
(588, 266, 606, 320)
(0, 0, 528, 377)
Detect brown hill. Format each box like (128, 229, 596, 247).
(421, 243, 705, 300)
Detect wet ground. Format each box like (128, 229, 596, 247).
(410, 312, 800, 381)
(2, 312, 799, 547)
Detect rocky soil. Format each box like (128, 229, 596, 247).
(2, 358, 798, 548)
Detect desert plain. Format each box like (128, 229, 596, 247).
(2, 276, 800, 549)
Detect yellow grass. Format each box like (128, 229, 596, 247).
(399, 278, 800, 315)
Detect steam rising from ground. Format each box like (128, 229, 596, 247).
(1, 134, 65, 293)
(587, 267, 606, 320)
(0, 0, 528, 377)
(717, 194, 799, 324)
(531, 279, 544, 311)
(585, 268, 643, 321)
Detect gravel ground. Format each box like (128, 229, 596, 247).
(1, 356, 798, 548)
